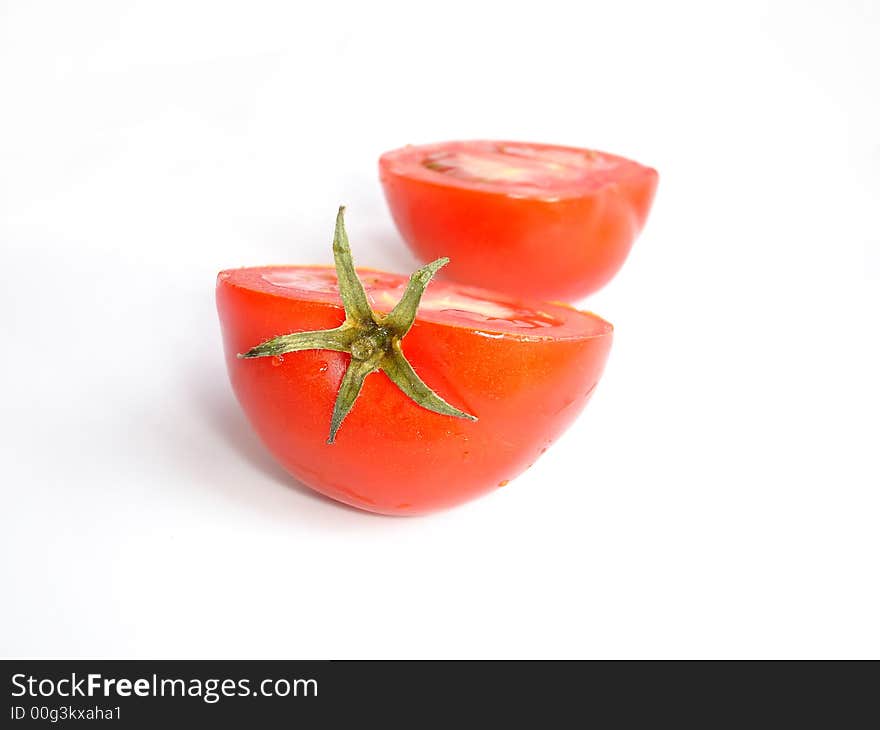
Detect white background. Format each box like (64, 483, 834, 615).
(1, 0, 878, 659)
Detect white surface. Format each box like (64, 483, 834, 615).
(1, 0, 878, 659)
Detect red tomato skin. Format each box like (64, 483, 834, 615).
(217, 274, 612, 515)
(379, 142, 658, 301)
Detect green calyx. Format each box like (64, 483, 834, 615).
(239, 206, 478, 444)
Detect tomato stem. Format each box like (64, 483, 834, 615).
(238, 206, 477, 444)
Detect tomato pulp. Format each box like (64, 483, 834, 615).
(379, 140, 658, 301)
(217, 266, 612, 515)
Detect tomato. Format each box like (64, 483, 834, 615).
(217, 209, 613, 515)
(379, 140, 658, 301)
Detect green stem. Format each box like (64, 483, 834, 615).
(239, 207, 477, 443)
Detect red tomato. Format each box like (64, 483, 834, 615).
(217, 266, 612, 515)
(379, 140, 658, 301)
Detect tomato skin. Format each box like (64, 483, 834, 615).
(379, 141, 658, 301)
(217, 271, 612, 515)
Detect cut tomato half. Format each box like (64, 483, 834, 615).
(379, 140, 658, 301)
(217, 264, 612, 515)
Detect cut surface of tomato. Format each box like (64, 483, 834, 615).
(379, 140, 658, 301)
(217, 265, 612, 515)
(227, 266, 600, 337)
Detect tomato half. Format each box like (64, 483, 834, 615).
(379, 140, 658, 301)
(217, 266, 612, 515)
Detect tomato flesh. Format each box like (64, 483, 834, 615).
(422, 144, 619, 192)
(380, 140, 658, 301)
(217, 266, 613, 515)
